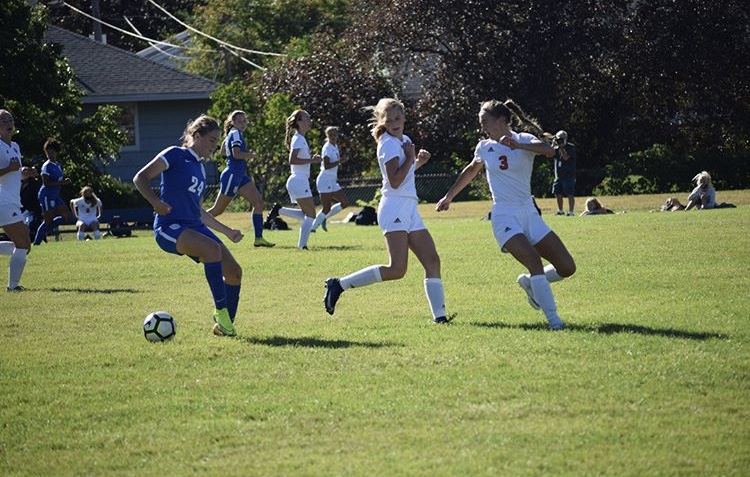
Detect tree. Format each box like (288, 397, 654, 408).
(1, 0, 127, 199)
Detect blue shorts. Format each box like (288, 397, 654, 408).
(552, 178, 576, 197)
(219, 168, 252, 197)
(155, 222, 221, 262)
(39, 194, 64, 212)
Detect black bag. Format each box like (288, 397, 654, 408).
(355, 206, 377, 226)
(109, 215, 132, 237)
(264, 216, 290, 231)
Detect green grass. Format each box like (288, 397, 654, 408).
(1, 191, 749, 476)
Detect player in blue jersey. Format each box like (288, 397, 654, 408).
(0, 109, 31, 292)
(33, 138, 72, 245)
(133, 115, 244, 337)
(206, 110, 274, 248)
(436, 99, 576, 330)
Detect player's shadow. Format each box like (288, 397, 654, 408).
(48, 287, 141, 294)
(241, 335, 398, 349)
(472, 321, 727, 340)
(271, 245, 363, 251)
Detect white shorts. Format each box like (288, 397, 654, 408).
(491, 203, 552, 252)
(377, 196, 425, 234)
(286, 174, 312, 203)
(0, 206, 24, 227)
(316, 174, 342, 194)
(76, 218, 99, 228)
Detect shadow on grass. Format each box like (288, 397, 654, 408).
(241, 335, 399, 349)
(271, 245, 364, 251)
(471, 321, 728, 340)
(48, 287, 141, 294)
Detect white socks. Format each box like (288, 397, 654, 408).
(298, 216, 314, 248)
(279, 207, 306, 221)
(312, 203, 343, 230)
(529, 274, 563, 329)
(340, 265, 382, 289)
(544, 264, 563, 282)
(0, 242, 14, 255)
(8, 248, 27, 289)
(424, 278, 446, 320)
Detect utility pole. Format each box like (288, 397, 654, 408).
(92, 0, 103, 43)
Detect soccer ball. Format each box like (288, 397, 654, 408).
(143, 311, 176, 342)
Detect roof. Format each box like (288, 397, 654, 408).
(44, 25, 216, 104)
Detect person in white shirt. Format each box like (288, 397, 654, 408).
(436, 99, 576, 330)
(685, 171, 716, 210)
(0, 109, 30, 292)
(310, 126, 350, 232)
(70, 186, 103, 240)
(270, 110, 322, 249)
(324, 98, 451, 324)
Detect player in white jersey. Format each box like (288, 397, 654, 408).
(324, 98, 451, 324)
(0, 109, 30, 291)
(270, 109, 322, 249)
(70, 186, 103, 240)
(310, 126, 350, 232)
(436, 99, 576, 330)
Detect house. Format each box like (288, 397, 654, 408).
(44, 25, 218, 182)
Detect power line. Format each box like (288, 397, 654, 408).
(123, 15, 191, 61)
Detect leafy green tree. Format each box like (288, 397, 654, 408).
(2, 0, 126, 200)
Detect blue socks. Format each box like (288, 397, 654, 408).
(203, 261, 227, 311)
(252, 213, 263, 238)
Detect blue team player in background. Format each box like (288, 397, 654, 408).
(34, 138, 72, 245)
(133, 115, 244, 337)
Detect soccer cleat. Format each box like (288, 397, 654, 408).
(6, 286, 25, 292)
(323, 278, 344, 315)
(212, 308, 236, 336)
(433, 313, 456, 324)
(268, 203, 282, 221)
(321, 218, 328, 232)
(516, 274, 541, 310)
(548, 320, 565, 331)
(555, 210, 565, 216)
(254, 237, 275, 248)
(566, 211, 575, 216)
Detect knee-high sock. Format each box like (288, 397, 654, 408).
(225, 283, 241, 323)
(0, 242, 14, 255)
(279, 207, 306, 221)
(340, 265, 382, 289)
(252, 213, 263, 238)
(9, 248, 28, 289)
(298, 216, 314, 248)
(530, 274, 563, 328)
(544, 264, 564, 283)
(34, 222, 47, 244)
(424, 278, 446, 320)
(311, 210, 327, 231)
(203, 261, 227, 311)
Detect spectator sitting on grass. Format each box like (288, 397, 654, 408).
(580, 197, 614, 216)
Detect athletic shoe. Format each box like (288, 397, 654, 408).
(516, 274, 541, 310)
(555, 210, 565, 216)
(6, 286, 25, 292)
(321, 218, 328, 232)
(324, 278, 344, 315)
(566, 211, 575, 216)
(268, 203, 282, 221)
(433, 313, 456, 324)
(212, 308, 236, 336)
(548, 320, 565, 331)
(254, 237, 275, 248)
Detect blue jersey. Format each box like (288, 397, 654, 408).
(154, 146, 207, 228)
(223, 128, 247, 172)
(39, 159, 64, 198)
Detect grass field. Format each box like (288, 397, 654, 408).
(1, 191, 749, 476)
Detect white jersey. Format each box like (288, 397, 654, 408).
(473, 131, 538, 210)
(0, 139, 22, 209)
(289, 131, 312, 178)
(72, 197, 102, 223)
(377, 133, 417, 199)
(318, 141, 340, 179)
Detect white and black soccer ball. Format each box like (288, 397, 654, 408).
(143, 311, 176, 342)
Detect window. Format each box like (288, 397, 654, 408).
(117, 103, 139, 150)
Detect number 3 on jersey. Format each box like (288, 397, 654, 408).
(498, 155, 509, 170)
(188, 176, 205, 196)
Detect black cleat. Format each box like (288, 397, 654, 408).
(433, 313, 456, 324)
(324, 278, 344, 315)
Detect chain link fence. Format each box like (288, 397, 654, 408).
(200, 172, 489, 211)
